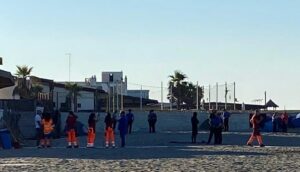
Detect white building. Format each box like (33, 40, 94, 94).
(67, 71, 150, 99)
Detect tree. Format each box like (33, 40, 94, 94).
(168, 70, 203, 109)
(168, 71, 188, 109)
(30, 84, 44, 99)
(13, 65, 33, 99)
(65, 83, 82, 112)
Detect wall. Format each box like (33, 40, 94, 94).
(60, 111, 252, 134)
(0, 85, 19, 99)
(21, 111, 300, 139)
(53, 87, 95, 111)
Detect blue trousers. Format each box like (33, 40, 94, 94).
(120, 134, 126, 147)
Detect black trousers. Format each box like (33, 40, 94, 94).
(272, 122, 277, 132)
(282, 123, 288, 132)
(128, 121, 133, 134)
(35, 128, 43, 146)
(192, 130, 198, 143)
(207, 128, 215, 144)
(149, 121, 156, 133)
(214, 128, 223, 145)
(224, 118, 229, 131)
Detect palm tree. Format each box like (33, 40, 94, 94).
(168, 70, 188, 109)
(168, 71, 204, 109)
(30, 84, 44, 99)
(13, 65, 33, 99)
(65, 83, 82, 112)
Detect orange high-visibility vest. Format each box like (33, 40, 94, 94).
(42, 119, 53, 134)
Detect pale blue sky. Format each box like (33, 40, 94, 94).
(0, 0, 299, 109)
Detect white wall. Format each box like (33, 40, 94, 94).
(53, 87, 95, 111)
(77, 91, 95, 111)
(0, 85, 19, 99)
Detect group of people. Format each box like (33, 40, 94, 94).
(191, 109, 231, 145)
(191, 109, 275, 147)
(272, 112, 289, 133)
(34, 109, 158, 148)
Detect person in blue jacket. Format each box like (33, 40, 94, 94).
(126, 109, 134, 134)
(214, 113, 224, 145)
(118, 111, 128, 147)
(223, 109, 231, 132)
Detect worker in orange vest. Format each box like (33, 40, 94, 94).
(41, 113, 55, 148)
(87, 113, 100, 148)
(104, 112, 115, 148)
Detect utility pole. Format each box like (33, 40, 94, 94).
(112, 85, 115, 112)
(225, 82, 228, 110)
(216, 82, 218, 110)
(161, 82, 164, 111)
(209, 85, 211, 110)
(65, 53, 71, 82)
(234, 82, 236, 111)
(196, 81, 199, 110)
(140, 85, 143, 111)
(116, 82, 119, 111)
(170, 84, 173, 111)
(121, 81, 124, 110)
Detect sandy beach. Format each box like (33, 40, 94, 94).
(1, 131, 300, 172)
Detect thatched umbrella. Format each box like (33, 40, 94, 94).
(265, 99, 279, 110)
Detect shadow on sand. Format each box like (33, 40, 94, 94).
(0, 146, 269, 160)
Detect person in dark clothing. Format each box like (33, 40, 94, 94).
(272, 112, 278, 132)
(53, 110, 61, 138)
(281, 112, 289, 133)
(148, 110, 157, 133)
(112, 110, 118, 130)
(34, 110, 43, 148)
(105, 112, 115, 148)
(214, 113, 224, 145)
(66, 111, 79, 148)
(207, 111, 216, 144)
(223, 109, 231, 132)
(87, 113, 99, 148)
(191, 112, 199, 143)
(118, 111, 128, 147)
(126, 109, 134, 134)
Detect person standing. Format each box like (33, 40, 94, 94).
(148, 110, 157, 133)
(272, 112, 278, 132)
(87, 113, 99, 148)
(207, 111, 216, 144)
(66, 111, 79, 148)
(191, 112, 199, 144)
(34, 110, 43, 148)
(126, 109, 134, 134)
(41, 113, 55, 148)
(118, 111, 128, 147)
(223, 109, 231, 132)
(104, 112, 115, 148)
(281, 111, 289, 133)
(112, 110, 118, 130)
(214, 113, 224, 145)
(53, 110, 61, 139)
(247, 110, 265, 147)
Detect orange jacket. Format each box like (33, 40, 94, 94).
(42, 119, 54, 134)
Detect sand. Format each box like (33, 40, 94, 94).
(1, 132, 300, 172)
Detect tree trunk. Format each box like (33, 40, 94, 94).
(74, 94, 77, 112)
